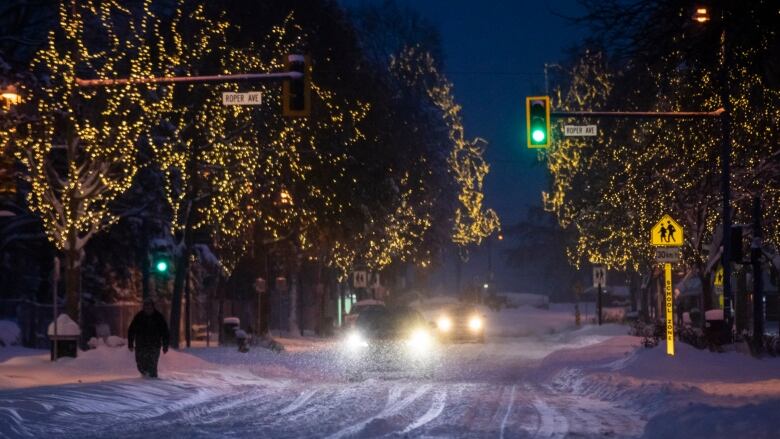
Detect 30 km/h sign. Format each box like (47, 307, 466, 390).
(651, 214, 684, 246)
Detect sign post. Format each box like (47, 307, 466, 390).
(651, 214, 684, 357)
(593, 266, 606, 326)
(664, 263, 674, 356)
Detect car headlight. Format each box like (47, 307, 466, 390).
(408, 328, 433, 350)
(437, 316, 452, 332)
(468, 316, 483, 331)
(345, 331, 368, 349)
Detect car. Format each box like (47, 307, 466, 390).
(434, 305, 486, 343)
(340, 306, 438, 380)
(343, 299, 385, 328)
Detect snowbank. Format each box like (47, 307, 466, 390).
(642, 400, 780, 439)
(495, 292, 549, 308)
(0, 345, 214, 389)
(620, 341, 780, 383)
(0, 320, 20, 346)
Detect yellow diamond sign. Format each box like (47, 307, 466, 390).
(714, 265, 724, 287)
(651, 214, 684, 247)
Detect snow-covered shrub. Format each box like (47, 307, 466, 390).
(0, 320, 21, 346)
(105, 336, 126, 348)
(629, 320, 660, 348)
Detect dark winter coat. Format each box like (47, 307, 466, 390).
(128, 310, 170, 350)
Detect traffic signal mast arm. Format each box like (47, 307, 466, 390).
(550, 108, 724, 119)
(75, 71, 302, 87)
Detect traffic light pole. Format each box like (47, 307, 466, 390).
(76, 71, 302, 87)
(550, 109, 723, 119)
(551, 106, 732, 328)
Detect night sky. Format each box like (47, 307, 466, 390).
(341, 0, 586, 292)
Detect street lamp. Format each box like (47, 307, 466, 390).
(692, 6, 710, 23)
(693, 5, 734, 328)
(0, 84, 21, 109)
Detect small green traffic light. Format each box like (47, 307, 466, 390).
(156, 261, 168, 273)
(526, 96, 551, 148)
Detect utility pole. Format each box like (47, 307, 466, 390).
(751, 196, 764, 352)
(718, 26, 735, 332)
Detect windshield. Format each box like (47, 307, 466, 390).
(355, 307, 426, 338)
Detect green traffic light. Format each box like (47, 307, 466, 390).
(156, 261, 168, 273)
(526, 96, 550, 148)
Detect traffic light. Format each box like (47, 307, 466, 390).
(283, 54, 311, 117)
(155, 260, 168, 273)
(151, 251, 171, 276)
(526, 96, 551, 148)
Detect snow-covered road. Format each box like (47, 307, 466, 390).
(3, 302, 780, 439)
(0, 329, 645, 439)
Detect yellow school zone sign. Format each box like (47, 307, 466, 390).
(651, 214, 684, 247)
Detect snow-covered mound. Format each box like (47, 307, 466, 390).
(47, 314, 80, 336)
(0, 344, 214, 389)
(0, 320, 20, 347)
(495, 291, 549, 308)
(620, 340, 780, 383)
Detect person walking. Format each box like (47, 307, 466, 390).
(128, 298, 170, 378)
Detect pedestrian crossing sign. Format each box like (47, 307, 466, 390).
(714, 265, 724, 287)
(651, 214, 684, 247)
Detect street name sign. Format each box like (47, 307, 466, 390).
(564, 125, 598, 137)
(655, 247, 680, 263)
(222, 91, 263, 106)
(651, 214, 684, 247)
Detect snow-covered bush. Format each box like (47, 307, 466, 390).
(0, 320, 21, 346)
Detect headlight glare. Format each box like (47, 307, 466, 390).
(437, 316, 452, 332)
(346, 331, 368, 349)
(408, 328, 432, 350)
(468, 316, 483, 331)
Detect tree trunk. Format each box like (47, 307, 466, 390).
(64, 245, 80, 323)
(260, 247, 270, 336)
(217, 279, 225, 345)
(141, 221, 151, 300)
(288, 268, 300, 336)
(169, 241, 192, 349)
(185, 266, 192, 348)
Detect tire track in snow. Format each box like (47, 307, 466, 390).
(498, 384, 517, 439)
(531, 396, 568, 439)
(325, 383, 431, 439)
(277, 387, 319, 415)
(401, 387, 447, 434)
